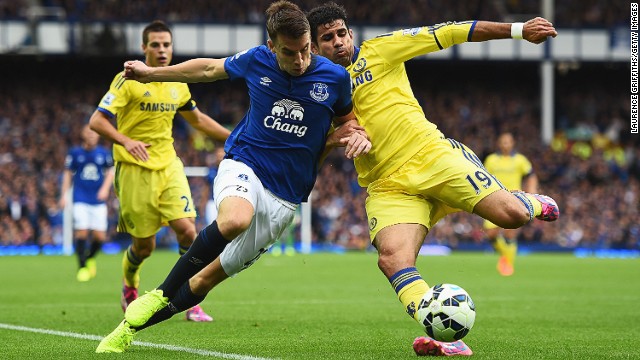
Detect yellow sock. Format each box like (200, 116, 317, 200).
(506, 238, 517, 263)
(492, 235, 508, 257)
(390, 267, 430, 322)
(122, 246, 142, 288)
(524, 194, 543, 218)
(505, 238, 518, 265)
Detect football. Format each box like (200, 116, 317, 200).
(416, 283, 476, 342)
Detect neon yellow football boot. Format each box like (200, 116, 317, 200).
(86, 258, 97, 278)
(76, 267, 91, 282)
(95, 320, 136, 353)
(125, 289, 169, 327)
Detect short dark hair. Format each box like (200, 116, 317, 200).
(307, 2, 349, 44)
(142, 20, 172, 45)
(265, 0, 310, 42)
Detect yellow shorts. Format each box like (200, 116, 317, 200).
(114, 157, 196, 238)
(366, 132, 505, 241)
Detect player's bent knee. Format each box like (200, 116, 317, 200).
(495, 211, 529, 229)
(134, 247, 154, 259)
(217, 216, 252, 237)
(176, 228, 198, 246)
(377, 253, 415, 279)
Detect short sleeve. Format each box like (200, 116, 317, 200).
(224, 47, 259, 81)
(97, 73, 131, 118)
(333, 68, 354, 117)
(64, 152, 74, 171)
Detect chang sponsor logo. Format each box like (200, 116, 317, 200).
(351, 69, 373, 91)
(264, 99, 308, 137)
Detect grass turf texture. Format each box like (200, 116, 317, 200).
(0, 251, 638, 359)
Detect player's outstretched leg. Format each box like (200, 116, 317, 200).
(186, 304, 214, 322)
(413, 336, 473, 356)
(125, 289, 169, 327)
(96, 320, 136, 353)
(511, 191, 559, 222)
(529, 193, 559, 221)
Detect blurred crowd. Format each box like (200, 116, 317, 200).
(1, 0, 630, 28)
(0, 0, 630, 254)
(0, 61, 635, 252)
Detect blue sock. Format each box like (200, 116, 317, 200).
(88, 240, 102, 259)
(134, 282, 206, 331)
(157, 221, 229, 298)
(75, 238, 88, 268)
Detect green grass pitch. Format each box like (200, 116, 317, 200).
(0, 251, 638, 359)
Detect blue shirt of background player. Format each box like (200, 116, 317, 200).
(223, 45, 353, 204)
(64, 146, 113, 204)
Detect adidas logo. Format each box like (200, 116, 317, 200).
(260, 77, 272, 86)
(143, 91, 151, 97)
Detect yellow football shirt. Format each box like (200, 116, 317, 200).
(97, 72, 195, 170)
(483, 152, 533, 191)
(347, 21, 476, 187)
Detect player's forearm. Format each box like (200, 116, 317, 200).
(182, 110, 231, 141)
(193, 115, 231, 141)
(148, 58, 227, 83)
(101, 168, 115, 191)
(60, 171, 72, 197)
(89, 111, 130, 146)
(469, 21, 512, 42)
(471, 18, 557, 44)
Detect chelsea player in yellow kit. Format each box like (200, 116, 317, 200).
(89, 20, 229, 322)
(484, 132, 539, 276)
(308, 3, 559, 356)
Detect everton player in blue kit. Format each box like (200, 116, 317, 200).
(96, 1, 371, 353)
(59, 124, 114, 282)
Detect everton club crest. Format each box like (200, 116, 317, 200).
(310, 83, 329, 102)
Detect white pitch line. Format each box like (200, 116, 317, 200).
(0, 323, 278, 360)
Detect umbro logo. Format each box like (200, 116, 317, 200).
(143, 91, 151, 97)
(189, 257, 204, 266)
(260, 77, 272, 86)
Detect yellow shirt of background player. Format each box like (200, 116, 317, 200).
(483, 152, 533, 191)
(97, 73, 195, 170)
(346, 21, 475, 187)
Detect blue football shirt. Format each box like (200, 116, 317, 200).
(223, 45, 353, 203)
(64, 145, 113, 204)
